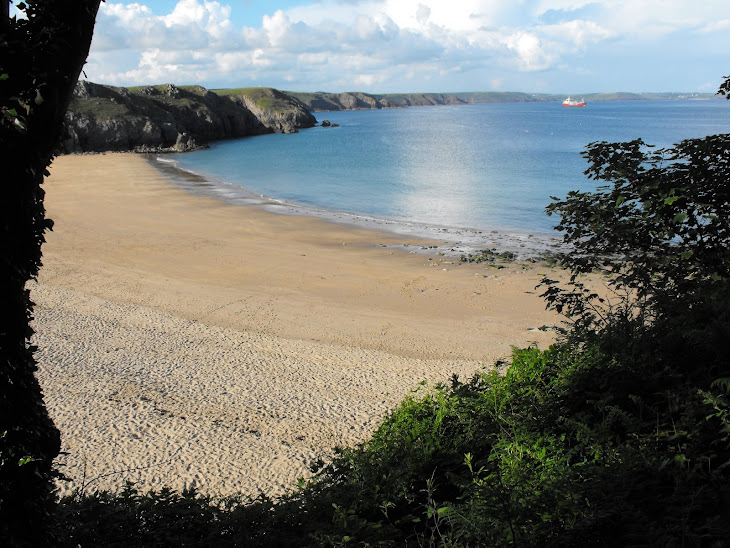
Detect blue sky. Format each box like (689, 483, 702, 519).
(62, 0, 730, 93)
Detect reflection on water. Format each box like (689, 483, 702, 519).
(174, 100, 730, 234)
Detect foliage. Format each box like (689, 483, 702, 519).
(544, 134, 730, 309)
(1, 1, 100, 545)
(55, 483, 307, 547)
(271, 337, 728, 546)
(718, 74, 730, 99)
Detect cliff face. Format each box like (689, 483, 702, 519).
(233, 87, 319, 134)
(381, 91, 555, 106)
(287, 90, 558, 111)
(61, 82, 317, 153)
(285, 91, 399, 112)
(382, 93, 469, 107)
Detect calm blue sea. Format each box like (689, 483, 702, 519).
(171, 100, 730, 239)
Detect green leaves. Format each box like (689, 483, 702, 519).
(547, 133, 730, 330)
(1, 105, 28, 131)
(536, 91, 730, 547)
(718, 74, 730, 98)
(17, 456, 34, 466)
(672, 212, 688, 224)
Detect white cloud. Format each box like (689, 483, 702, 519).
(261, 10, 293, 48)
(539, 20, 613, 48)
(416, 4, 431, 26)
(167, 0, 233, 40)
(553, 0, 730, 39)
(505, 31, 554, 71)
(700, 19, 730, 33)
(84, 0, 730, 92)
(93, 0, 240, 52)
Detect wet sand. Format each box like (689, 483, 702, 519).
(33, 153, 566, 497)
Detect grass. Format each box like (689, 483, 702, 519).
(67, 97, 131, 119)
(212, 87, 291, 112)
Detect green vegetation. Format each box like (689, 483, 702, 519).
(212, 87, 289, 112)
(127, 84, 167, 93)
(67, 96, 131, 119)
(460, 249, 560, 268)
(212, 86, 269, 96)
(128, 84, 208, 95)
(460, 248, 516, 263)
(55, 336, 730, 545)
(68, 84, 208, 121)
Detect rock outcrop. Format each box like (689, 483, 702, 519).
(61, 82, 317, 153)
(233, 87, 318, 134)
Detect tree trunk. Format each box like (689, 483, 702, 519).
(1, 1, 101, 544)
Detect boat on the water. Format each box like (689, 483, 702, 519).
(562, 96, 586, 107)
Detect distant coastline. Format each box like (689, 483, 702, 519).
(283, 89, 721, 112)
(62, 80, 722, 154)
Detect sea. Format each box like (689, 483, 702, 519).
(160, 99, 730, 257)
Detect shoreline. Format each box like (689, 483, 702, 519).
(149, 153, 569, 261)
(34, 153, 567, 497)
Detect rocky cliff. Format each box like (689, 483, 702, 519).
(285, 90, 554, 111)
(380, 91, 552, 107)
(61, 82, 317, 153)
(284, 91, 399, 112)
(231, 87, 320, 134)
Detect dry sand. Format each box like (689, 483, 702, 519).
(32, 153, 567, 498)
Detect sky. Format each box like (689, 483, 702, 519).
(52, 1, 730, 93)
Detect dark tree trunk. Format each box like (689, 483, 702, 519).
(1, 1, 101, 544)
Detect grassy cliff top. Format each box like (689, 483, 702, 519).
(211, 87, 297, 112)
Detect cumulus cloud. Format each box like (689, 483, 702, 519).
(416, 4, 431, 26)
(544, 19, 612, 44)
(91, 0, 243, 64)
(84, 0, 730, 92)
(504, 31, 553, 71)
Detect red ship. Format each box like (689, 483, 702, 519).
(562, 96, 586, 107)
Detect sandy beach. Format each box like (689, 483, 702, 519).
(33, 153, 566, 498)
